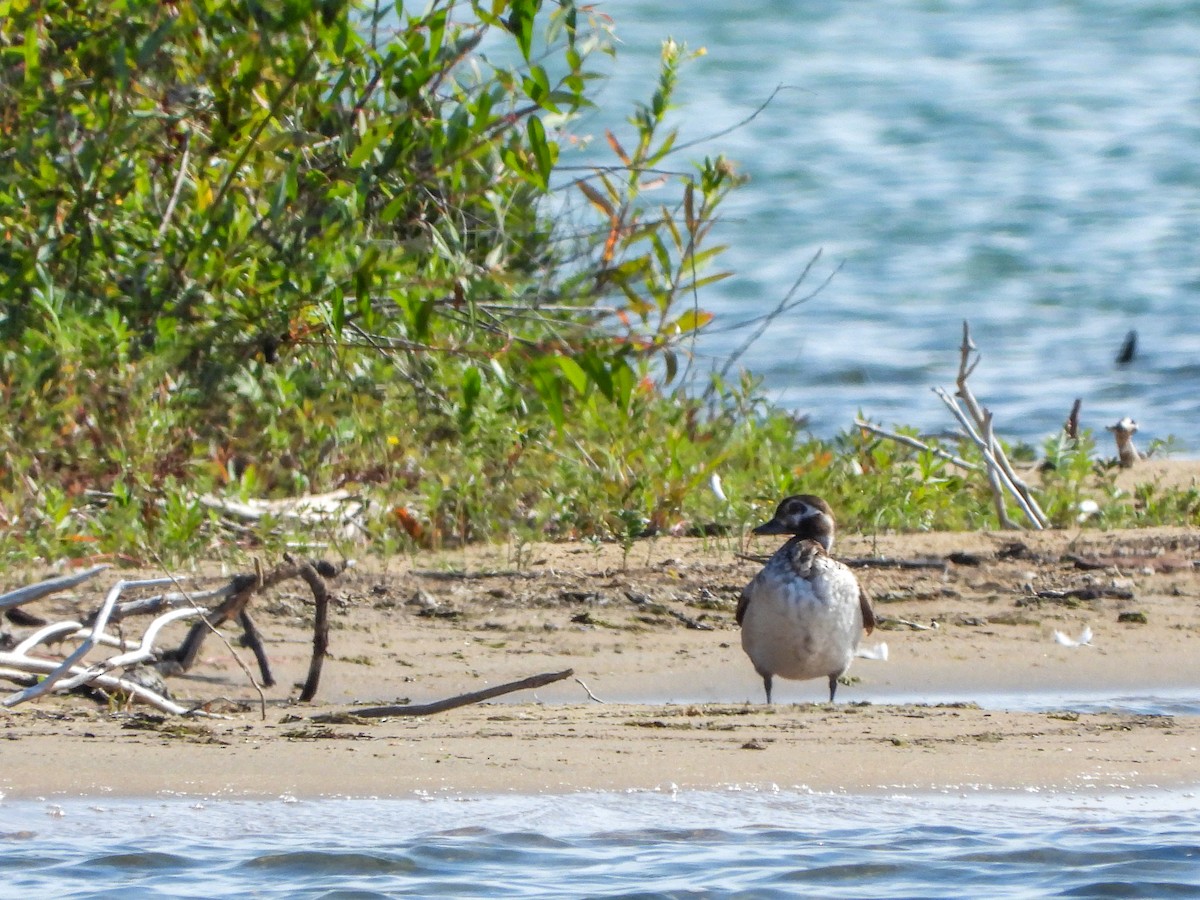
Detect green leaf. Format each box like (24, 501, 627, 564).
(611, 358, 636, 410)
(330, 292, 345, 336)
(554, 354, 588, 393)
(529, 362, 565, 430)
(523, 64, 549, 104)
(137, 19, 175, 68)
(506, 0, 537, 61)
(526, 115, 553, 190)
(458, 364, 482, 432)
(670, 309, 714, 335)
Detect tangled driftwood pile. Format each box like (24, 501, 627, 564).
(0, 557, 347, 716)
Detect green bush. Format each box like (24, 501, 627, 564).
(0, 1, 1193, 563)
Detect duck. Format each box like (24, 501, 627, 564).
(737, 494, 875, 703)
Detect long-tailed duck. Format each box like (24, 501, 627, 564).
(737, 494, 875, 703)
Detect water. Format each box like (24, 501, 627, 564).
(567, 1, 1200, 449)
(5, 789, 1200, 898)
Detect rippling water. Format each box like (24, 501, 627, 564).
(5, 789, 1200, 898)
(576, 1, 1200, 449)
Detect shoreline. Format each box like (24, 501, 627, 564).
(4, 696, 1199, 801)
(3, 521, 1200, 801)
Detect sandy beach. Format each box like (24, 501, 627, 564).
(4, 475, 1200, 799)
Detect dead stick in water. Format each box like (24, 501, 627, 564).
(309, 668, 575, 720)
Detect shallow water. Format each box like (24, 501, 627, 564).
(571, 1, 1200, 449)
(602, 674, 1200, 718)
(885, 686, 1200, 719)
(5, 789, 1200, 898)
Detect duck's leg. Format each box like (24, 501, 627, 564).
(827, 673, 838, 703)
(761, 672, 774, 704)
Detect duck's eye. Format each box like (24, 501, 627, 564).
(789, 503, 813, 518)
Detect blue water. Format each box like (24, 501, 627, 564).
(567, 0, 1200, 449)
(5, 789, 1200, 898)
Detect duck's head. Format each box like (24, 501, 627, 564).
(752, 494, 836, 551)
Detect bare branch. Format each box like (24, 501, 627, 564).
(2, 577, 177, 708)
(309, 668, 576, 721)
(0, 651, 194, 715)
(0, 564, 110, 612)
(294, 557, 331, 703)
(932, 321, 1049, 530)
(853, 419, 980, 471)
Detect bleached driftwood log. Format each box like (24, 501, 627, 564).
(0, 564, 110, 611)
(191, 489, 373, 542)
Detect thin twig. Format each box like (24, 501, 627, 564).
(574, 676, 606, 704)
(155, 132, 191, 244)
(714, 252, 841, 382)
(841, 557, 950, 571)
(674, 83, 794, 153)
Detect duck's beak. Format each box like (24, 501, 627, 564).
(752, 518, 789, 535)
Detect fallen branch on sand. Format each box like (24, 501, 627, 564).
(0, 564, 112, 612)
(309, 668, 575, 721)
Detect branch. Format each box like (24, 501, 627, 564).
(933, 386, 1024, 529)
(0, 650, 194, 715)
(54, 608, 202, 693)
(853, 419, 979, 471)
(714, 252, 841, 382)
(0, 564, 110, 612)
(310, 668, 575, 721)
(2, 577, 177, 708)
(155, 132, 192, 244)
(932, 321, 1049, 530)
(295, 557, 330, 703)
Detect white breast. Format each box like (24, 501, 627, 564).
(740, 548, 863, 682)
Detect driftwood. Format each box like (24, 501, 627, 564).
(0, 564, 110, 611)
(877, 616, 938, 631)
(1, 575, 200, 713)
(191, 489, 373, 542)
(0, 557, 347, 714)
(933, 322, 1049, 531)
(158, 557, 348, 692)
(1019, 586, 1135, 605)
(295, 558, 331, 702)
(853, 419, 980, 472)
(309, 668, 575, 721)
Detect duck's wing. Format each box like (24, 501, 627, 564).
(736, 585, 751, 626)
(859, 583, 876, 635)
